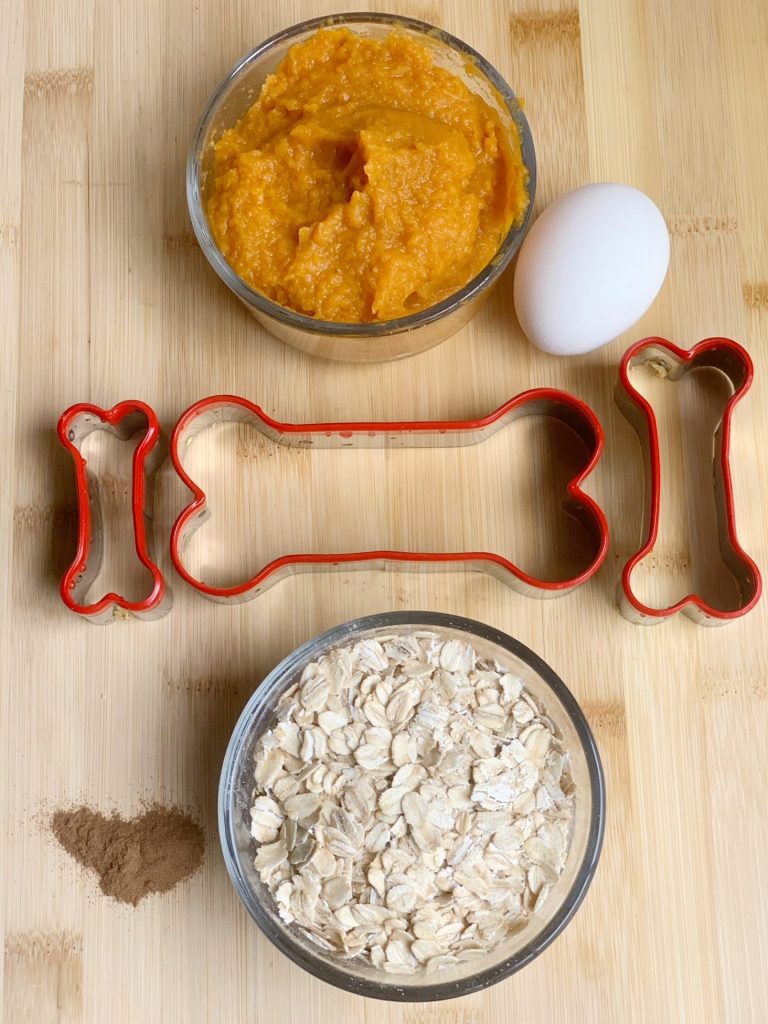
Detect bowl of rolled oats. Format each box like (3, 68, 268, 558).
(219, 612, 604, 1000)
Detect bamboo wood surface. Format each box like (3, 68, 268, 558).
(2, 1, 767, 1021)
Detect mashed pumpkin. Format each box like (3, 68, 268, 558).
(207, 28, 529, 322)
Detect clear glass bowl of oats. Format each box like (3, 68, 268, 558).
(219, 612, 604, 1001)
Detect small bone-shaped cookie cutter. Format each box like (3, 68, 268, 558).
(170, 392, 609, 603)
(58, 401, 171, 623)
(616, 336, 762, 625)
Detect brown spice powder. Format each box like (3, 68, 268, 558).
(51, 805, 205, 906)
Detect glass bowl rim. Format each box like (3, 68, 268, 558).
(218, 610, 605, 1001)
(187, 11, 537, 337)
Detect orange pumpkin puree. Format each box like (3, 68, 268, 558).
(207, 28, 528, 322)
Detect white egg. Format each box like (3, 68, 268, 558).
(513, 183, 669, 356)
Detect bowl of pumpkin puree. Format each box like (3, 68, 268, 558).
(188, 14, 535, 361)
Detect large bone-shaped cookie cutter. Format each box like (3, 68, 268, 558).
(58, 401, 170, 623)
(170, 392, 608, 603)
(616, 336, 762, 625)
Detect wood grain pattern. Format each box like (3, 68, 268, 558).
(3, 933, 82, 1024)
(1, 1, 767, 1021)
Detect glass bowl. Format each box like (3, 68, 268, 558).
(187, 13, 537, 362)
(219, 612, 604, 1001)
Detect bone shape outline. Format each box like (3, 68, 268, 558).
(57, 401, 171, 623)
(616, 336, 762, 625)
(169, 391, 609, 603)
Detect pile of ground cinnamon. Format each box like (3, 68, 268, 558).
(51, 805, 205, 906)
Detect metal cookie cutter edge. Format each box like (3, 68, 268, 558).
(616, 335, 762, 625)
(169, 391, 609, 603)
(57, 400, 171, 623)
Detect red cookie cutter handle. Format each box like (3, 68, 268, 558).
(58, 401, 170, 623)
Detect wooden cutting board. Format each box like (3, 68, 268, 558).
(2, 0, 767, 1021)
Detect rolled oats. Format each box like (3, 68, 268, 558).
(250, 632, 575, 973)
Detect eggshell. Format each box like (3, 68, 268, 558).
(513, 183, 670, 356)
